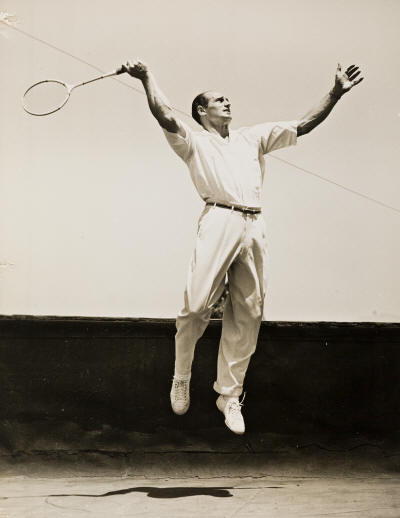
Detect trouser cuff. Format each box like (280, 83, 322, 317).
(213, 381, 242, 397)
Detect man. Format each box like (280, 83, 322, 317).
(124, 60, 363, 434)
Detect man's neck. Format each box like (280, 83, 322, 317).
(202, 120, 230, 139)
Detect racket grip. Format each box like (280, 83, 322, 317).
(115, 65, 127, 75)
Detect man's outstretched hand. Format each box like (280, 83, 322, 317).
(121, 59, 149, 80)
(332, 63, 364, 97)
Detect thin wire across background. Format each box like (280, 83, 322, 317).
(3, 20, 400, 216)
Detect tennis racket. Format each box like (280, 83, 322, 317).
(22, 66, 126, 116)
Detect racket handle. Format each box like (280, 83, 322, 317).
(115, 65, 127, 75)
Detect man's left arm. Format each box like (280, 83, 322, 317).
(297, 63, 364, 136)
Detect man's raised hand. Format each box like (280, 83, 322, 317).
(122, 59, 149, 80)
(333, 63, 364, 97)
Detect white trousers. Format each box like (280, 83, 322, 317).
(174, 204, 269, 396)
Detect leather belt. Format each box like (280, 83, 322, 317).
(206, 202, 262, 215)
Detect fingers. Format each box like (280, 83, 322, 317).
(125, 59, 138, 70)
(124, 59, 148, 79)
(346, 65, 360, 79)
(352, 77, 364, 87)
(126, 58, 144, 66)
(348, 70, 361, 81)
(346, 65, 364, 88)
(125, 60, 138, 75)
(346, 64, 357, 74)
(126, 60, 136, 70)
(126, 59, 147, 72)
(338, 63, 363, 79)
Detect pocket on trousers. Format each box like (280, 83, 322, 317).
(197, 204, 213, 239)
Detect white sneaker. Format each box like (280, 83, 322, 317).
(170, 377, 190, 415)
(216, 394, 245, 435)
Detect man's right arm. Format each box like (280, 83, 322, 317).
(123, 60, 186, 137)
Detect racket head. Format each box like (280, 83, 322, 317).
(22, 80, 71, 116)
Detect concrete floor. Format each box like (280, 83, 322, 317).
(1, 437, 399, 517)
(0, 474, 399, 518)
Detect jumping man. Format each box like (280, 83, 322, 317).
(123, 60, 363, 434)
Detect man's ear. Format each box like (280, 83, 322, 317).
(197, 105, 207, 118)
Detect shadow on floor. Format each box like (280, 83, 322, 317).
(49, 486, 234, 499)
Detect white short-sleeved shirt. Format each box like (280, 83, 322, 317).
(163, 120, 298, 208)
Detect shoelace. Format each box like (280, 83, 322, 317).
(227, 392, 246, 416)
(173, 379, 189, 401)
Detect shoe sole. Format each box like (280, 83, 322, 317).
(171, 404, 189, 415)
(170, 395, 190, 415)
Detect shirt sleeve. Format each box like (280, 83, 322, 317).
(162, 121, 194, 163)
(249, 120, 298, 154)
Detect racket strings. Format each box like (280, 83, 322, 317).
(23, 80, 69, 116)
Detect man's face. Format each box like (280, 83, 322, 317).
(200, 91, 232, 124)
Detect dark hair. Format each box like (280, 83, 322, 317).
(191, 92, 210, 126)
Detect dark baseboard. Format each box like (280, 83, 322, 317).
(0, 316, 399, 454)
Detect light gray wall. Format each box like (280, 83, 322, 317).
(1, 0, 399, 320)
